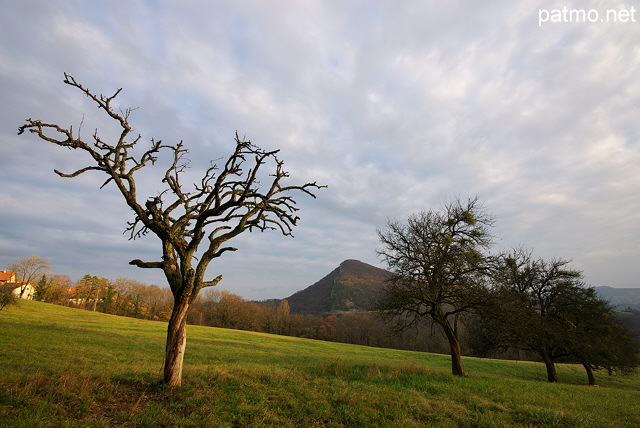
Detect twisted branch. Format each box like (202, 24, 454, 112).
(19, 74, 325, 300)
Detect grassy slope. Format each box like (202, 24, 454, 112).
(1, 301, 638, 427)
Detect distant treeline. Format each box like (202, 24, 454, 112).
(28, 272, 640, 360)
(28, 272, 453, 351)
(33, 272, 445, 350)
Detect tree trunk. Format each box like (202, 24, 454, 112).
(582, 362, 596, 386)
(440, 320, 465, 376)
(164, 295, 191, 386)
(540, 349, 558, 382)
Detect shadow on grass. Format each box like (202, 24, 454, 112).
(0, 371, 180, 426)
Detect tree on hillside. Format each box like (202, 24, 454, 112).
(100, 282, 118, 313)
(565, 293, 640, 385)
(33, 273, 68, 302)
(373, 197, 494, 376)
(7, 255, 51, 298)
(198, 289, 257, 330)
(19, 74, 324, 386)
(72, 275, 109, 310)
(45, 274, 73, 305)
(471, 249, 581, 382)
(81, 275, 110, 311)
(34, 275, 50, 301)
(470, 248, 639, 384)
(0, 286, 18, 311)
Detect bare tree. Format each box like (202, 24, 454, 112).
(18, 74, 324, 386)
(45, 274, 73, 305)
(374, 197, 494, 376)
(7, 255, 51, 298)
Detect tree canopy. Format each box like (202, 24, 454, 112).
(470, 248, 640, 384)
(7, 255, 51, 298)
(374, 196, 494, 376)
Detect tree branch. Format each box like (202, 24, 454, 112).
(129, 259, 164, 269)
(20, 74, 325, 304)
(202, 275, 223, 288)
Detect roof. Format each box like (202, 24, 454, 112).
(0, 270, 17, 282)
(0, 282, 28, 292)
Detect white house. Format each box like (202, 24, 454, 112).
(12, 283, 35, 299)
(0, 270, 35, 300)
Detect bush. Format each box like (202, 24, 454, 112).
(0, 290, 18, 310)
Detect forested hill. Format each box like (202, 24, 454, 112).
(286, 259, 391, 315)
(595, 286, 640, 311)
(283, 261, 640, 315)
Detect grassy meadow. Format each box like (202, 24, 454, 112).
(1, 300, 638, 427)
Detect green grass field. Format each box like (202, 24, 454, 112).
(1, 300, 638, 427)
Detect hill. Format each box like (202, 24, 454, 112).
(1, 300, 639, 426)
(595, 286, 640, 311)
(284, 262, 640, 314)
(286, 259, 391, 314)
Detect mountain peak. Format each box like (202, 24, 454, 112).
(286, 260, 391, 315)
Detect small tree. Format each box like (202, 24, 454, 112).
(555, 286, 640, 385)
(373, 197, 494, 376)
(7, 255, 51, 298)
(0, 287, 18, 311)
(73, 274, 104, 309)
(101, 283, 118, 314)
(19, 74, 324, 386)
(34, 274, 50, 301)
(46, 275, 73, 305)
(472, 250, 579, 382)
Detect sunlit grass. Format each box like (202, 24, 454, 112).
(1, 300, 639, 426)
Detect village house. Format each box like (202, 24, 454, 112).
(0, 270, 35, 300)
(0, 270, 17, 283)
(66, 286, 87, 305)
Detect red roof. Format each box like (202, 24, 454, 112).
(0, 270, 16, 282)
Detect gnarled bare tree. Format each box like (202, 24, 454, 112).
(18, 74, 324, 386)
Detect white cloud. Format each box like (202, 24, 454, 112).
(1, 0, 639, 298)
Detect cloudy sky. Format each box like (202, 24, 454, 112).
(1, 0, 639, 299)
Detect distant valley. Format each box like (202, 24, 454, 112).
(593, 286, 640, 311)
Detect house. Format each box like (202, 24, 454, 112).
(11, 283, 35, 300)
(67, 286, 86, 305)
(0, 270, 35, 300)
(0, 270, 17, 283)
